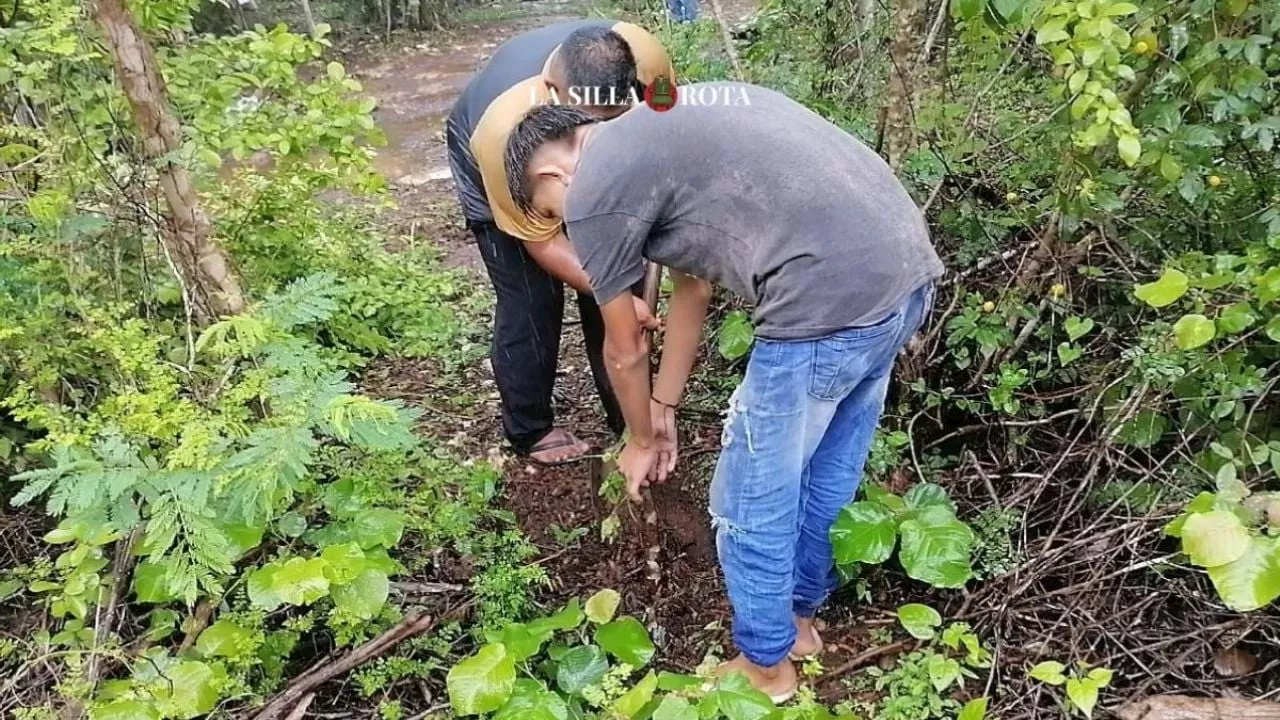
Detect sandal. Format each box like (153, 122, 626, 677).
(526, 429, 590, 467)
(788, 625, 824, 661)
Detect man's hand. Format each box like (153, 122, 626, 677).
(619, 440, 660, 503)
(650, 400, 678, 482)
(632, 295, 661, 331)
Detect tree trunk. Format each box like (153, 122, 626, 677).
(880, 0, 922, 171)
(417, 0, 429, 30)
(299, 0, 316, 34)
(92, 0, 246, 320)
(384, 0, 391, 39)
(1118, 696, 1280, 720)
(857, 0, 875, 32)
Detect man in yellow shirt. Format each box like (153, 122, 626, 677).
(445, 21, 674, 464)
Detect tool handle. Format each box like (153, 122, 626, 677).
(642, 262, 662, 316)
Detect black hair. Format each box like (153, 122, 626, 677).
(505, 104, 598, 215)
(558, 27, 641, 101)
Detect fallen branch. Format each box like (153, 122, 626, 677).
(249, 612, 438, 720)
(390, 581, 465, 596)
(819, 640, 913, 701)
(1118, 696, 1280, 720)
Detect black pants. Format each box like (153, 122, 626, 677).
(472, 221, 627, 453)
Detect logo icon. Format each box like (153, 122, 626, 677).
(644, 75, 677, 112)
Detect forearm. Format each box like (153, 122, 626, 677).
(605, 333, 654, 446)
(652, 274, 712, 405)
(523, 234, 592, 294)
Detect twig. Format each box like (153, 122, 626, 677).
(390, 581, 465, 596)
(821, 639, 912, 694)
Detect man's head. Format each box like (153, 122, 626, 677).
(506, 104, 598, 221)
(544, 26, 639, 119)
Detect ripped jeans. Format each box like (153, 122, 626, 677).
(710, 282, 933, 667)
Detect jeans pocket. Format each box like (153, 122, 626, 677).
(807, 313, 901, 401)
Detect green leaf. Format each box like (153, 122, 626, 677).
(926, 654, 962, 692)
(898, 505, 975, 588)
(585, 589, 622, 624)
(595, 617, 656, 667)
(718, 311, 755, 360)
(195, 620, 253, 658)
(1218, 303, 1258, 335)
(555, 645, 610, 695)
(351, 508, 405, 549)
(1064, 316, 1095, 341)
(326, 61, 346, 81)
(1115, 411, 1167, 448)
(958, 697, 989, 720)
(1066, 676, 1099, 718)
(1182, 511, 1251, 568)
(1029, 661, 1067, 685)
(1117, 134, 1142, 166)
(448, 644, 517, 716)
(527, 598, 585, 635)
(488, 624, 550, 662)
(320, 542, 366, 584)
(897, 603, 943, 640)
(1265, 316, 1280, 343)
(613, 671, 658, 718)
(1104, 1, 1138, 13)
(1173, 314, 1215, 350)
(1159, 153, 1184, 182)
(1057, 342, 1083, 366)
(247, 558, 331, 610)
(657, 672, 705, 692)
(904, 483, 954, 511)
(830, 501, 898, 565)
(494, 679, 569, 720)
(1206, 536, 1280, 611)
(133, 562, 176, 604)
(711, 673, 775, 720)
(1086, 667, 1114, 687)
(863, 483, 907, 514)
(952, 0, 984, 20)
(93, 700, 161, 720)
(331, 568, 389, 620)
(1134, 269, 1189, 308)
(653, 695, 698, 720)
(154, 661, 222, 720)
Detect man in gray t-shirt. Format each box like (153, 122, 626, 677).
(505, 83, 943, 701)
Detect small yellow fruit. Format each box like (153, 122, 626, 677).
(982, 301, 996, 313)
(1051, 283, 1066, 298)
(1208, 175, 1223, 187)
(1134, 40, 1150, 55)
(1006, 191, 1020, 203)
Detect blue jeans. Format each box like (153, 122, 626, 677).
(710, 282, 934, 667)
(665, 0, 698, 22)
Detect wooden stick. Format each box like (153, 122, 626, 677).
(250, 613, 437, 720)
(1118, 696, 1280, 720)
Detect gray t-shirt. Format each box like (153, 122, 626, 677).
(564, 82, 943, 340)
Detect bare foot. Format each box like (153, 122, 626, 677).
(715, 655, 798, 703)
(527, 428, 590, 465)
(790, 616, 824, 658)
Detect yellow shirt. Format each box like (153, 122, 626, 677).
(469, 22, 675, 243)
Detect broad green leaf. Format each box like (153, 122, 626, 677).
(1206, 536, 1280, 611)
(653, 695, 698, 720)
(1066, 676, 1099, 718)
(1266, 316, 1280, 343)
(1115, 411, 1167, 448)
(904, 483, 954, 511)
(93, 700, 161, 720)
(1182, 511, 1251, 568)
(1029, 661, 1067, 685)
(897, 603, 942, 640)
(331, 568, 389, 620)
(898, 505, 975, 588)
(448, 644, 517, 716)
(657, 672, 705, 692)
(830, 501, 898, 565)
(711, 673, 775, 720)
(958, 697, 989, 720)
(1218, 303, 1257, 334)
(1064, 316, 1095, 341)
(326, 61, 345, 81)
(595, 617, 656, 667)
(991, 0, 1028, 22)
(154, 661, 222, 720)
(221, 523, 265, 560)
(1086, 667, 1114, 687)
(1104, 1, 1138, 14)
(555, 645, 610, 695)
(133, 562, 175, 604)
(1117, 134, 1141, 166)
(488, 623, 551, 662)
(952, 0, 984, 20)
(1134, 269, 1189, 308)
(613, 671, 658, 718)
(320, 542, 366, 584)
(926, 654, 961, 692)
(527, 598, 585, 635)
(494, 679, 569, 720)
(863, 484, 907, 514)
(1173, 314, 1215, 350)
(249, 557, 330, 610)
(196, 620, 253, 658)
(718, 311, 755, 360)
(1057, 343, 1083, 366)
(586, 589, 622, 624)
(1159, 153, 1183, 182)
(351, 508, 405, 549)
